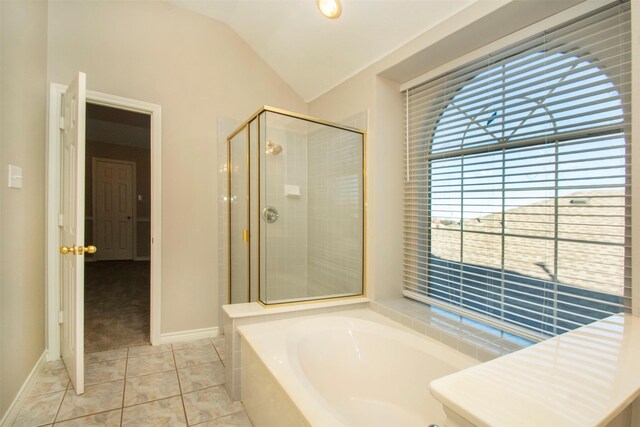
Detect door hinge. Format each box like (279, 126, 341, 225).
(243, 229, 250, 243)
(58, 213, 64, 227)
(59, 116, 65, 130)
(58, 311, 64, 324)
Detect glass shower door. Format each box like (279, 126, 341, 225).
(229, 128, 249, 303)
(259, 110, 365, 304)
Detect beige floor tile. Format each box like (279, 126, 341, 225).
(127, 344, 172, 357)
(172, 338, 214, 351)
(85, 348, 128, 364)
(174, 346, 218, 369)
(193, 410, 252, 427)
(56, 380, 124, 422)
(85, 359, 126, 386)
(53, 409, 121, 426)
(124, 370, 180, 407)
(182, 386, 242, 425)
(211, 338, 225, 364)
(30, 361, 70, 397)
(126, 352, 175, 378)
(178, 361, 225, 393)
(13, 390, 65, 427)
(121, 396, 187, 427)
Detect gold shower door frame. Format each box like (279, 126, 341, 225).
(227, 106, 367, 306)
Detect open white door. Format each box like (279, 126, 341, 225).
(59, 72, 87, 394)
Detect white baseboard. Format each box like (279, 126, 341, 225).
(0, 351, 47, 427)
(157, 326, 219, 345)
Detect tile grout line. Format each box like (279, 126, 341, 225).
(120, 347, 129, 426)
(53, 374, 126, 424)
(179, 343, 233, 426)
(50, 374, 71, 425)
(171, 343, 191, 426)
(52, 408, 120, 425)
(115, 393, 183, 411)
(211, 338, 225, 367)
(173, 343, 221, 371)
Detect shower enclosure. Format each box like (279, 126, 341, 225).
(226, 106, 365, 305)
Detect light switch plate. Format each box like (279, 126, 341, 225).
(8, 165, 23, 189)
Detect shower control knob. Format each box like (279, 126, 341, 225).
(262, 206, 279, 223)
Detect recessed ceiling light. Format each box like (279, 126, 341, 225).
(317, 0, 341, 19)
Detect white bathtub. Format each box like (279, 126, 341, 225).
(238, 308, 477, 427)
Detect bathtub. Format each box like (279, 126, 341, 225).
(237, 308, 477, 427)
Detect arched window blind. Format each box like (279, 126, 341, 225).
(403, 1, 631, 339)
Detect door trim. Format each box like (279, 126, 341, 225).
(92, 158, 137, 261)
(46, 83, 163, 360)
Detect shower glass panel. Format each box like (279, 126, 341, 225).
(229, 127, 249, 304)
(227, 106, 365, 305)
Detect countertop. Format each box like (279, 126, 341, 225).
(431, 314, 640, 427)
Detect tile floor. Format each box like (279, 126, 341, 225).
(13, 337, 252, 427)
(85, 261, 150, 353)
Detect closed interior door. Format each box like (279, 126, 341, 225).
(94, 159, 134, 260)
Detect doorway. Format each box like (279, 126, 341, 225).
(46, 82, 162, 369)
(84, 103, 151, 352)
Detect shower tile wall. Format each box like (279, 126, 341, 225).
(306, 113, 366, 297)
(263, 126, 308, 301)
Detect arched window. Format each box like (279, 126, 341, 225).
(404, 2, 631, 338)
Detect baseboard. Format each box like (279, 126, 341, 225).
(85, 257, 148, 262)
(0, 350, 47, 427)
(157, 326, 219, 345)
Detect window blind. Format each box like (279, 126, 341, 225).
(403, 1, 632, 338)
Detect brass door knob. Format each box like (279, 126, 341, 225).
(60, 245, 76, 255)
(60, 245, 97, 255)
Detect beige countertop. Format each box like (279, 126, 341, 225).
(431, 313, 640, 427)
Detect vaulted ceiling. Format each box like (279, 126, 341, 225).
(166, 0, 475, 102)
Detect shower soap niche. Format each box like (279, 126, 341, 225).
(285, 185, 301, 198)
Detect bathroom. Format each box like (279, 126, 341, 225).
(221, 1, 639, 425)
(1, 0, 639, 426)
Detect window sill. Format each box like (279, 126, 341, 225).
(370, 297, 534, 362)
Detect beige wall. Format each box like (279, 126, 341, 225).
(47, 0, 306, 334)
(308, 68, 405, 302)
(1, 0, 4, 412)
(0, 0, 48, 417)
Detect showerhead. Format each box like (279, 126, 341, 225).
(266, 140, 282, 155)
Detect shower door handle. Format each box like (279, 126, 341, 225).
(262, 207, 279, 223)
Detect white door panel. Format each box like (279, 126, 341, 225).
(60, 72, 87, 394)
(94, 160, 134, 260)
